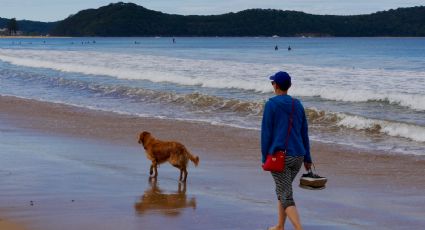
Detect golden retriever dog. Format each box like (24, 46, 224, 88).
(138, 131, 199, 182)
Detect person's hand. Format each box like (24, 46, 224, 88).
(304, 162, 312, 171)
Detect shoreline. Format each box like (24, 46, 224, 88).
(1, 95, 424, 181)
(1, 95, 424, 229)
(0, 94, 422, 158)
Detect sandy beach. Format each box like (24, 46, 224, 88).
(0, 95, 424, 230)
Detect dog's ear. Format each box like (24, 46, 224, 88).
(138, 132, 144, 144)
(138, 131, 151, 144)
(142, 131, 151, 139)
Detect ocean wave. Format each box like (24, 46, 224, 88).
(0, 49, 424, 111)
(293, 87, 425, 111)
(2, 72, 424, 143)
(0, 49, 273, 93)
(61, 74, 425, 143)
(306, 108, 425, 143)
(3, 72, 265, 117)
(336, 114, 425, 143)
(92, 86, 264, 116)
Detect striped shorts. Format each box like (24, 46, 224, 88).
(271, 156, 304, 209)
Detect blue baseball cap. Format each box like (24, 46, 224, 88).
(269, 71, 291, 85)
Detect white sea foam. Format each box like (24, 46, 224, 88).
(0, 48, 424, 111)
(0, 49, 273, 92)
(336, 113, 425, 142)
(292, 87, 425, 111)
(305, 107, 425, 143)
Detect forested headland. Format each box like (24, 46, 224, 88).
(2, 2, 425, 37)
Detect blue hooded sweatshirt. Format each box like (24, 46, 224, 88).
(261, 94, 312, 163)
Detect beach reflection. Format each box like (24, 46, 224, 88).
(134, 179, 196, 216)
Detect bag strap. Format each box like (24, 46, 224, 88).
(284, 98, 296, 151)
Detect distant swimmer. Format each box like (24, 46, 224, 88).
(288, 45, 292, 51)
(172, 38, 175, 43)
(93, 40, 96, 44)
(275, 45, 278, 51)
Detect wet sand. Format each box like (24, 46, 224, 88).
(0, 219, 25, 230)
(0, 95, 424, 230)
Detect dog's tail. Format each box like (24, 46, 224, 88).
(185, 147, 199, 167)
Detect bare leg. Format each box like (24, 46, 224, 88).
(278, 202, 287, 229)
(285, 206, 303, 230)
(268, 202, 286, 230)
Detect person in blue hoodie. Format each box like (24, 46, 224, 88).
(262, 71, 312, 230)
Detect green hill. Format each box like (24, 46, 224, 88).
(50, 2, 425, 37)
(4, 2, 425, 37)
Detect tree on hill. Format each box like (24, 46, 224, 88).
(7, 18, 18, 35)
(50, 3, 425, 37)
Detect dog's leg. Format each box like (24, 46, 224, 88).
(153, 162, 158, 179)
(182, 167, 188, 182)
(179, 168, 183, 181)
(178, 181, 186, 193)
(149, 164, 154, 177)
(149, 161, 158, 179)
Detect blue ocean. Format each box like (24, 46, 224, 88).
(0, 37, 424, 155)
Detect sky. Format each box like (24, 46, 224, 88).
(1, 0, 424, 22)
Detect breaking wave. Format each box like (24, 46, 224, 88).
(2, 66, 424, 143)
(3, 72, 264, 117)
(293, 88, 425, 111)
(0, 48, 424, 111)
(306, 108, 425, 143)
